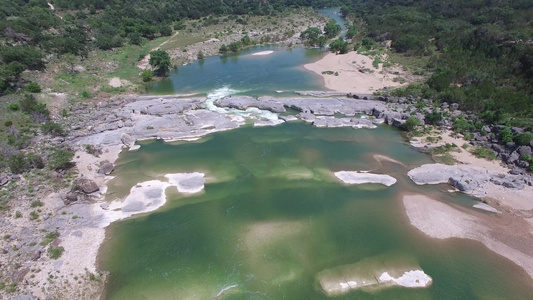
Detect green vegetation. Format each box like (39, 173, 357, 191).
(473, 147, 497, 160)
(48, 246, 64, 259)
(41, 231, 59, 246)
(342, 0, 533, 126)
(401, 117, 421, 132)
(149, 50, 172, 76)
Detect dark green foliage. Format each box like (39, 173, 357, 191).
(401, 117, 421, 131)
(128, 32, 143, 45)
(8, 153, 28, 174)
(219, 44, 229, 53)
(48, 148, 74, 170)
(26, 82, 41, 93)
(26, 152, 44, 169)
(141, 69, 153, 82)
(345, 0, 533, 121)
(228, 41, 242, 52)
(329, 37, 349, 54)
(241, 35, 252, 46)
(41, 121, 66, 137)
(4, 120, 12, 127)
(300, 27, 322, 46)
(514, 133, 533, 146)
(324, 19, 341, 39)
(159, 25, 172, 37)
(452, 116, 476, 134)
(425, 111, 443, 125)
(345, 24, 358, 39)
(7, 103, 19, 111)
(149, 49, 171, 76)
(499, 127, 513, 143)
(19, 94, 50, 119)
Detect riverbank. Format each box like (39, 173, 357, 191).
(303, 51, 409, 93)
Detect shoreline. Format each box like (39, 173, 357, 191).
(303, 51, 407, 94)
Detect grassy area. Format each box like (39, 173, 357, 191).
(159, 35, 206, 52)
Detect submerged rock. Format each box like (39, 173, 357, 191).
(98, 160, 114, 175)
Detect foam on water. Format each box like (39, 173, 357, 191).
(205, 86, 281, 121)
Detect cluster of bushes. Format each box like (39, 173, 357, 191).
(219, 35, 253, 54)
(5, 148, 74, 174)
(342, 0, 533, 125)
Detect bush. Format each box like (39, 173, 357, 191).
(48, 246, 64, 259)
(425, 111, 443, 125)
(8, 153, 28, 174)
(498, 127, 513, 143)
(27, 152, 45, 169)
(81, 90, 90, 98)
(4, 120, 12, 127)
(27, 82, 41, 93)
(401, 117, 421, 131)
(7, 103, 19, 111)
(197, 50, 205, 60)
(141, 69, 153, 82)
(473, 147, 497, 160)
(42, 121, 65, 137)
(219, 44, 228, 53)
(48, 148, 74, 170)
(514, 133, 533, 146)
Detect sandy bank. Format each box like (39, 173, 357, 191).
(304, 51, 405, 93)
(402, 194, 533, 279)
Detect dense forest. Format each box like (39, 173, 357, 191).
(342, 0, 533, 126)
(1, 0, 532, 126)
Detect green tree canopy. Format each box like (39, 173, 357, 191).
(149, 49, 171, 76)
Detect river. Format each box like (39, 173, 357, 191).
(98, 10, 533, 300)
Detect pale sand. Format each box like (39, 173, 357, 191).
(410, 130, 533, 210)
(252, 50, 274, 56)
(379, 270, 432, 288)
(304, 51, 405, 93)
(165, 172, 206, 193)
(402, 194, 533, 279)
(334, 171, 397, 186)
(108, 77, 122, 88)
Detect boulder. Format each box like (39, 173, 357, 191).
(73, 178, 99, 194)
(517, 146, 532, 156)
(450, 103, 459, 110)
(121, 133, 135, 147)
(98, 160, 114, 175)
(64, 192, 79, 203)
(503, 180, 525, 190)
(0, 174, 8, 186)
(509, 168, 523, 175)
(11, 268, 29, 283)
(516, 160, 530, 168)
(448, 176, 478, 192)
(506, 152, 520, 164)
(392, 118, 406, 128)
(30, 250, 41, 261)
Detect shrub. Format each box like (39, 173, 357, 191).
(41, 121, 65, 137)
(514, 133, 533, 146)
(499, 127, 513, 143)
(7, 103, 19, 111)
(4, 120, 12, 127)
(141, 69, 153, 82)
(27, 152, 45, 169)
(197, 50, 205, 60)
(219, 44, 228, 53)
(8, 153, 28, 174)
(30, 200, 43, 207)
(81, 90, 90, 98)
(473, 147, 497, 160)
(27, 82, 41, 93)
(425, 111, 443, 125)
(48, 148, 74, 170)
(48, 246, 64, 259)
(401, 117, 420, 131)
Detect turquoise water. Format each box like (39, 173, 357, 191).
(147, 45, 325, 97)
(101, 124, 533, 299)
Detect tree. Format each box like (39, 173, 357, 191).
(324, 19, 341, 39)
(219, 44, 229, 53)
(197, 50, 205, 60)
(300, 27, 321, 46)
(159, 25, 172, 37)
(27, 82, 41, 93)
(329, 37, 349, 54)
(401, 117, 421, 132)
(141, 69, 153, 82)
(149, 49, 171, 76)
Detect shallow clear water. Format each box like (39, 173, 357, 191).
(101, 124, 533, 300)
(101, 18, 533, 299)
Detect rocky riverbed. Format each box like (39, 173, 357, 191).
(1, 92, 532, 299)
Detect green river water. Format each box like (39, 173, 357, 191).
(99, 10, 533, 299)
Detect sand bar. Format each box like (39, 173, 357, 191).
(304, 51, 405, 93)
(252, 50, 274, 56)
(334, 171, 397, 186)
